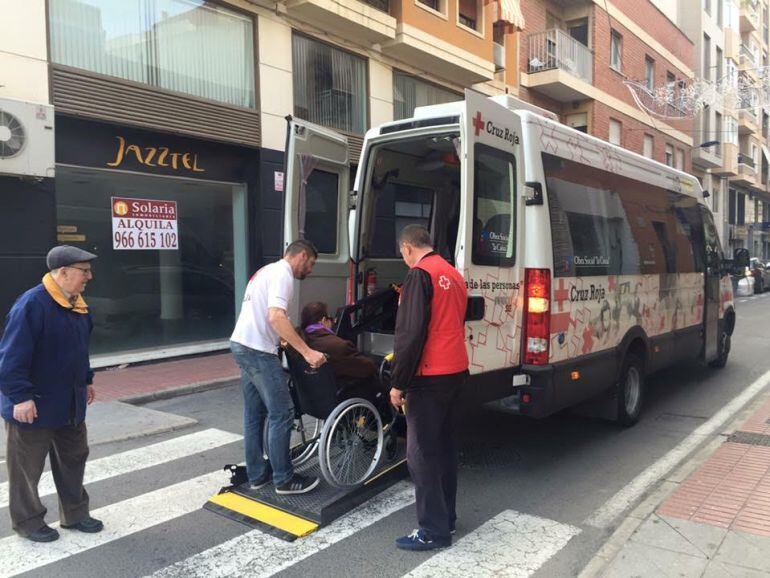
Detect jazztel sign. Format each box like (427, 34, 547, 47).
(112, 197, 178, 250)
(471, 112, 520, 146)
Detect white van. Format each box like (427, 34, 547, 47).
(282, 89, 748, 425)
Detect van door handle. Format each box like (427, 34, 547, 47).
(466, 296, 485, 321)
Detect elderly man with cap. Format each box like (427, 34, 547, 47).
(0, 245, 103, 542)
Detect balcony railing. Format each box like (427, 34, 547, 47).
(362, 0, 389, 11)
(527, 28, 593, 84)
(740, 44, 758, 66)
(738, 152, 756, 168)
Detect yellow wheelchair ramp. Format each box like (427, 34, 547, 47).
(204, 446, 407, 542)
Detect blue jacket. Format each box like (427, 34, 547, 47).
(0, 284, 93, 428)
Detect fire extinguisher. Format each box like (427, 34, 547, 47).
(365, 268, 377, 296)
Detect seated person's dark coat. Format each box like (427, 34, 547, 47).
(303, 329, 377, 381)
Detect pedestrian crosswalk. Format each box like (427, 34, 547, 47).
(0, 426, 583, 578)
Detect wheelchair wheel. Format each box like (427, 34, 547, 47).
(319, 398, 383, 489)
(263, 414, 322, 467)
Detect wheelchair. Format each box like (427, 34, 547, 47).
(262, 351, 398, 489)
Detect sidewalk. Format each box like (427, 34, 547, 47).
(583, 391, 770, 577)
(94, 352, 240, 403)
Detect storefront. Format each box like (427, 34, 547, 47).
(55, 116, 260, 364)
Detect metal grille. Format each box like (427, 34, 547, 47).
(727, 431, 770, 447)
(51, 65, 260, 148)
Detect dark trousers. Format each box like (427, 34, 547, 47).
(5, 420, 90, 536)
(405, 371, 465, 540)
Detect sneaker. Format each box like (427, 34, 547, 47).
(61, 516, 103, 533)
(395, 529, 451, 551)
(275, 473, 320, 495)
(26, 525, 59, 542)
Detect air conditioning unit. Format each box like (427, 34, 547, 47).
(0, 97, 55, 179)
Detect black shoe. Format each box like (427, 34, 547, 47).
(26, 525, 59, 542)
(395, 529, 451, 551)
(61, 516, 103, 533)
(275, 474, 320, 495)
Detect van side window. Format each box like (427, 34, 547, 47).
(303, 169, 339, 254)
(543, 153, 640, 277)
(472, 144, 516, 267)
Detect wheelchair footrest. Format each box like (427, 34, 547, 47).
(204, 441, 407, 541)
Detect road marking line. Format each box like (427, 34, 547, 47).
(405, 511, 580, 578)
(148, 481, 416, 578)
(0, 428, 241, 510)
(0, 469, 225, 577)
(585, 368, 770, 529)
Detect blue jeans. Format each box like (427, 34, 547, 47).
(230, 341, 294, 486)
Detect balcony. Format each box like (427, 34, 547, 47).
(740, 0, 759, 32)
(285, 0, 397, 44)
(523, 29, 593, 102)
(725, 28, 742, 60)
(734, 152, 758, 186)
(714, 142, 739, 176)
(739, 107, 759, 134)
(692, 144, 722, 169)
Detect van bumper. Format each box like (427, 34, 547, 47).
(490, 364, 557, 419)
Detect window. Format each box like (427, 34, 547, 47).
(610, 30, 623, 71)
(716, 47, 723, 81)
(703, 34, 711, 82)
(645, 57, 655, 91)
(728, 188, 736, 224)
(48, 0, 256, 108)
(472, 144, 517, 267)
(293, 34, 367, 133)
(703, 0, 711, 15)
(566, 112, 588, 133)
(675, 148, 684, 170)
(393, 73, 461, 120)
(568, 19, 589, 47)
(643, 134, 654, 158)
(715, 112, 723, 156)
(418, 0, 440, 10)
(665, 144, 674, 166)
(717, 0, 723, 25)
(458, 0, 479, 30)
(609, 119, 622, 146)
(703, 104, 711, 142)
(738, 192, 746, 225)
(302, 169, 339, 254)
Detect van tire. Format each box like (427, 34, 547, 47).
(709, 328, 731, 369)
(616, 354, 644, 426)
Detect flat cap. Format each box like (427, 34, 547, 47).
(47, 245, 97, 270)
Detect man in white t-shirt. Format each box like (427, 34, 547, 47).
(230, 239, 326, 495)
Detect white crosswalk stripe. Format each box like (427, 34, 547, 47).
(148, 480, 416, 578)
(0, 428, 242, 509)
(0, 470, 223, 577)
(405, 511, 581, 578)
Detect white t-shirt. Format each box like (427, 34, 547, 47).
(230, 259, 295, 354)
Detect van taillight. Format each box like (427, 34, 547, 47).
(523, 268, 551, 365)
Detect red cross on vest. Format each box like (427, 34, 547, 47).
(473, 112, 484, 136)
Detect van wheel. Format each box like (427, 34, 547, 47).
(709, 329, 731, 369)
(616, 354, 644, 426)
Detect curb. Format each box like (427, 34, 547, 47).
(118, 376, 240, 405)
(579, 385, 770, 578)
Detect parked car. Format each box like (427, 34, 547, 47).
(749, 258, 770, 293)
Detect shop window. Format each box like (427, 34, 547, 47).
(49, 0, 255, 108)
(293, 34, 367, 134)
(393, 73, 461, 120)
(643, 134, 654, 158)
(472, 144, 516, 267)
(303, 169, 339, 255)
(609, 119, 622, 146)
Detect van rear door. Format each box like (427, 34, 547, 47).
(283, 117, 351, 322)
(460, 90, 525, 375)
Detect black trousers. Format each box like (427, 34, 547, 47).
(5, 420, 91, 536)
(405, 371, 466, 540)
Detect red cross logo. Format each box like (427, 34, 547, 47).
(554, 279, 570, 313)
(472, 112, 484, 136)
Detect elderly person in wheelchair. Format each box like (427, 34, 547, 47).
(277, 303, 400, 489)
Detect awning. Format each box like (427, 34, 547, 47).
(487, 0, 525, 30)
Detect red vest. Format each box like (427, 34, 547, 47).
(413, 254, 469, 376)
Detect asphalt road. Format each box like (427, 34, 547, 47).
(2, 291, 770, 578)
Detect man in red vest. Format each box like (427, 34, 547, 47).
(390, 224, 468, 551)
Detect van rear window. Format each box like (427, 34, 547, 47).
(472, 144, 516, 267)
